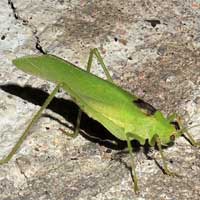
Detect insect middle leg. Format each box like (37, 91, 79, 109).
(126, 132, 139, 193)
(155, 135, 179, 177)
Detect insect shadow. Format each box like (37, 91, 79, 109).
(1, 84, 141, 150)
(1, 84, 177, 174)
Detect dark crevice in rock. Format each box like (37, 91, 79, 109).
(7, 0, 46, 54)
(8, 0, 28, 24)
(8, 0, 18, 20)
(34, 31, 47, 54)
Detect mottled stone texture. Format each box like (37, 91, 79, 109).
(0, 0, 200, 199)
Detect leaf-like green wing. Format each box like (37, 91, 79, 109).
(13, 55, 144, 141)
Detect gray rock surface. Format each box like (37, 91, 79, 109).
(0, 0, 200, 199)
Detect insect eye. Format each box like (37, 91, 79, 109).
(170, 134, 175, 141)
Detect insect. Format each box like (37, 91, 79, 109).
(0, 48, 199, 193)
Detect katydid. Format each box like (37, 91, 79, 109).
(0, 48, 199, 193)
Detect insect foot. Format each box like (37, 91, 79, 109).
(164, 168, 181, 178)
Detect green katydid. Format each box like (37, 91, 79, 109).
(0, 48, 199, 193)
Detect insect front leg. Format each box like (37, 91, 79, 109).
(169, 114, 200, 147)
(126, 132, 139, 193)
(0, 84, 61, 164)
(176, 117, 200, 147)
(184, 130, 200, 147)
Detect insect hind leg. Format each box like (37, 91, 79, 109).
(59, 109, 81, 138)
(87, 48, 113, 82)
(67, 48, 114, 138)
(0, 84, 61, 164)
